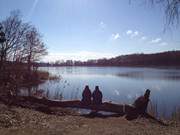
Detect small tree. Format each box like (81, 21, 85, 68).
(24, 27, 47, 72)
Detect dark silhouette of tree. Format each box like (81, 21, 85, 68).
(0, 24, 6, 71)
(0, 10, 30, 63)
(0, 10, 47, 66)
(145, 0, 180, 27)
(24, 27, 47, 72)
(129, 0, 180, 28)
(0, 10, 47, 95)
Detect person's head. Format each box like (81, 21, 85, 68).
(144, 89, 150, 99)
(95, 86, 99, 91)
(85, 85, 89, 90)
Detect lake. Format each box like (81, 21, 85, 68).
(33, 66, 180, 117)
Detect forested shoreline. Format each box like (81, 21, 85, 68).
(38, 50, 180, 67)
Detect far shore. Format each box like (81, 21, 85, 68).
(38, 65, 180, 69)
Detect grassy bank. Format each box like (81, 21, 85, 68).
(0, 68, 60, 96)
(35, 70, 60, 82)
(0, 102, 179, 135)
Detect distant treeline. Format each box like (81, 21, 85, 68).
(37, 51, 180, 67)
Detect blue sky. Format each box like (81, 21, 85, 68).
(0, 0, 180, 61)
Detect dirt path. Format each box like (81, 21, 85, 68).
(0, 103, 179, 135)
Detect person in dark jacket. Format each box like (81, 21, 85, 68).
(125, 89, 151, 120)
(92, 86, 103, 105)
(133, 89, 151, 115)
(81, 85, 92, 105)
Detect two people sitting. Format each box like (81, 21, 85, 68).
(81, 85, 103, 106)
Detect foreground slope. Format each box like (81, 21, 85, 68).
(0, 103, 179, 135)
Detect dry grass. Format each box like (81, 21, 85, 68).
(148, 101, 180, 123)
(37, 70, 60, 81)
(0, 102, 180, 135)
(171, 108, 180, 121)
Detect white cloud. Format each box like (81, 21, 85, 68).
(43, 51, 115, 62)
(131, 31, 139, 38)
(134, 31, 139, 36)
(126, 30, 133, 35)
(125, 30, 167, 46)
(141, 36, 147, 41)
(150, 38, 162, 44)
(111, 33, 120, 40)
(149, 38, 168, 46)
(99, 21, 106, 29)
(159, 42, 168, 46)
(126, 30, 139, 38)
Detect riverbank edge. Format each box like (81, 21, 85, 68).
(0, 101, 179, 135)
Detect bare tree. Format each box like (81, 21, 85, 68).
(151, 0, 180, 27)
(24, 27, 47, 72)
(147, 0, 180, 27)
(0, 10, 47, 95)
(129, 0, 180, 28)
(0, 10, 47, 70)
(0, 10, 30, 64)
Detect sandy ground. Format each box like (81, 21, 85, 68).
(0, 103, 180, 135)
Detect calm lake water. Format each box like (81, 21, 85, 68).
(35, 66, 180, 117)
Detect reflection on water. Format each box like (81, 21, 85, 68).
(29, 67, 180, 117)
(117, 70, 180, 80)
